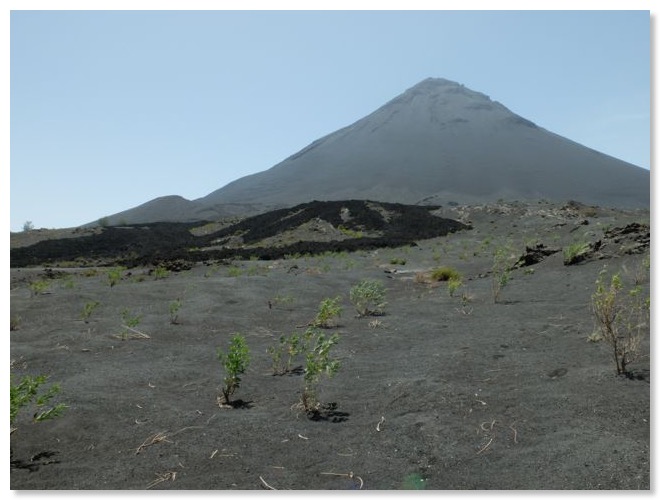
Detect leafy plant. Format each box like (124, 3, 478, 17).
(81, 300, 100, 323)
(152, 265, 170, 280)
(301, 332, 341, 414)
(228, 266, 242, 277)
(591, 267, 650, 376)
(447, 277, 462, 297)
(267, 329, 313, 375)
(313, 296, 342, 328)
(10, 374, 67, 428)
(169, 298, 182, 324)
(217, 334, 250, 405)
(29, 280, 50, 297)
(491, 244, 515, 303)
(350, 279, 387, 317)
(563, 241, 591, 265)
(390, 258, 407, 265)
(106, 267, 126, 287)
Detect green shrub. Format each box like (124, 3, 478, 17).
(10, 374, 66, 428)
(268, 329, 314, 375)
(390, 258, 407, 265)
(431, 266, 461, 282)
(106, 267, 126, 287)
(152, 265, 170, 280)
(302, 332, 341, 414)
(591, 268, 650, 375)
(491, 244, 515, 303)
(313, 296, 342, 328)
(217, 334, 250, 405)
(447, 277, 462, 297)
(350, 279, 387, 317)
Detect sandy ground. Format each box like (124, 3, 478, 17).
(9, 203, 650, 490)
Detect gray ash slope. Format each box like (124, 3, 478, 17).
(101, 78, 649, 226)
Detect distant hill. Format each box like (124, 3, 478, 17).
(14, 200, 468, 267)
(99, 78, 649, 225)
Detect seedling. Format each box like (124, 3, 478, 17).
(447, 277, 462, 297)
(169, 298, 182, 324)
(268, 329, 312, 375)
(217, 334, 250, 406)
(152, 265, 170, 280)
(106, 267, 126, 287)
(10, 374, 67, 430)
(81, 300, 100, 323)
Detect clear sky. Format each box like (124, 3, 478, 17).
(7, 4, 652, 231)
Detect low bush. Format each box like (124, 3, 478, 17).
(217, 334, 250, 405)
(350, 279, 387, 317)
(430, 266, 461, 282)
(10, 374, 66, 430)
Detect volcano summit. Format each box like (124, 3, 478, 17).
(105, 78, 649, 225)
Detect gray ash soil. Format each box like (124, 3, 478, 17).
(10, 200, 650, 490)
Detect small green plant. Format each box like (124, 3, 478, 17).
(152, 265, 170, 280)
(350, 279, 387, 317)
(491, 244, 515, 303)
(106, 267, 126, 287)
(81, 300, 100, 323)
(29, 280, 50, 297)
(116, 309, 148, 340)
(313, 296, 342, 328)
(217, 334, 250, 406)
(447, 277, 462, 297)
(390, 258, 407, 266)
(268, 329, 314, 375)
(10, 374, 67, 429)
(338, 225, 363, 238)
(563, 241, 591, 265)
(228, 266, 242, 277)
(60, 276, 75, 289)
(301, 332, 341, 414)
(169, 298, 182, 324)
(591, 267, 650, 376)
(431, 266, 461, 282)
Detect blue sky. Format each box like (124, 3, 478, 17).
(8, 6, 652, 231)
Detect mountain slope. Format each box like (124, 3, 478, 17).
(199, 77, 648, 210)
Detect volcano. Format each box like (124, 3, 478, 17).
(104, 78, 649, 225)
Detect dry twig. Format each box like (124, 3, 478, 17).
(135, 431, 170, 455)
(146, 471, 176, 489)
(259, 476, 277, 490)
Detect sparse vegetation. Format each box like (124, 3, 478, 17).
(491, 244, 515, 303)
(22, 221, 34, 232)
(29, 280, 50, 297)
(268, 329, 314, 376)
(217, 334, 250, 406)
(390, 258, 407, 265)
(169, 298, 182, 324)
(313, 296, 342, 328)
(447, 276, 462, 297)
(563, 241, 590, 265)
(106, 267, 126, 287)
(10, 374, 67, 429)
(431, 266, 461, 282)
(81, 300, 100, 323)
(152, 265, 170, 280)
(350, 279, 387, 317)
(301, 332, 341, 414)
(591, 267, 650, 376)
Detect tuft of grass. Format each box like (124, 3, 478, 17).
(563, 242, 591, 265)
(430, 266, 461, 282)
